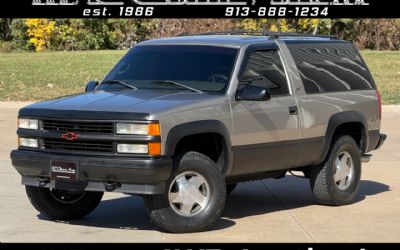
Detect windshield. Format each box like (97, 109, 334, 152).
(102, 45, 238, 94)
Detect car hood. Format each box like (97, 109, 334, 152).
(19, 89, 224, 120)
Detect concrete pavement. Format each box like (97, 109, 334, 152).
(1, 102, 399, 242)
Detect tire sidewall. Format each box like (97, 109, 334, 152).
(327, 136, 362, 203)
(39, 188, 88, 211)
(26, 186, 103, 220)
(147, 152, 226, 232)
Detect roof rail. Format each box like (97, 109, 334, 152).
(178, 30, 338, 40)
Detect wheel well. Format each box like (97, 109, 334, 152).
(332, 122, 366, 152)
(174, 133, 227, 173)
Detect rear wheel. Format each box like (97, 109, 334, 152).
(309, 135, 361, 206)
(25, 186, 103, 220)
(143, 151, 226, 233)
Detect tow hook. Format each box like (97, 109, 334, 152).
(104, 181, 120, 192)
(37, 177, 50, 187)
(361, 154, 372, 163)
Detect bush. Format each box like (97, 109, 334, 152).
(0, 41, 12, 53)
(10, 19, 31, 51)
(26, 19, 56, 52)
(50, 19, 160, 51)
(2, 18, 400, 52)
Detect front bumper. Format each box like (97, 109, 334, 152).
(375, 133, 387, 150)
(10, 150, 173, 194)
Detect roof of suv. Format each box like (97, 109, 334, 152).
(138, 33, 344, 48)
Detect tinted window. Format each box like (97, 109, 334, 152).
(104, 45, 238, 94)
(287, 42, 375, 94)
(240, 50, 289, 96)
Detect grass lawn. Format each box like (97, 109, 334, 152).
(0, 50, 399, 104)
(0, 50, 125, 101)
(362, 51, 400, 104)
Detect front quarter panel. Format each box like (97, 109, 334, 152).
(150, 95, 233, 156)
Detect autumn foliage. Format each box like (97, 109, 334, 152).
(1, 19, 400, 52)
(25, 19, 55, 52)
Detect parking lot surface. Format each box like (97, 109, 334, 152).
(1, 103, 399, 242)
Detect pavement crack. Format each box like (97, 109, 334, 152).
(260, 180, 316, 242)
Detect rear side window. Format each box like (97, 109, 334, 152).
(287, 42, 375, 94)
(240, 50, 289, 97)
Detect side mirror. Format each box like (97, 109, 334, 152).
(235, 85, 271, 102)
(85, 81, 99, 92)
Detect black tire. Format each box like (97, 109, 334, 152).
(25, 186, 103, 220)
(309, 135, 361, 206)
(226, 183, 237, 195)
(143, 151, 226, 233)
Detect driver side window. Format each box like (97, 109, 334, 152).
(240, 50, 289, 97)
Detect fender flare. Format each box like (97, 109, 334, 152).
(164, 120, 233, 175)
(318, 111, 368, 164)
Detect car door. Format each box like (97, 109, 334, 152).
(230, 45, 300, 175)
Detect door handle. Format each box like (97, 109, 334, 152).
(289, 106, 298, 115)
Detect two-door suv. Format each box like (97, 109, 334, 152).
(11, 31, 386, 233)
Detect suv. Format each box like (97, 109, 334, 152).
(11, 32, 386, 233)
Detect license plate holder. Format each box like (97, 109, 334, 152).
(50, 161, 79, 180)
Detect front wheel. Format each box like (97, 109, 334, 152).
(26, 186, 103, 220)
(143, 151, 226, 233)
(309, 135, 361, 206)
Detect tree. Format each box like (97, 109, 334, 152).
(10, 19, 30, 50)
(152, 19, 237, 38)
(2, 18, 400, 52)
(50, 19, 159, 51)
(239, 19, 331, 34)
(0, 19, 13, 41)
(107, 19, 159, 49)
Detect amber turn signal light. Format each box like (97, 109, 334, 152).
(148, 142, 161, 155)
(148, 123, 161, 136)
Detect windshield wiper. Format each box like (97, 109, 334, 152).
(151, 80, 203, 94)
(101, 80, 138, 90)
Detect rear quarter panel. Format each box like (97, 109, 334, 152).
(297, 90, 380, 139)
(278, 40, 381, 166)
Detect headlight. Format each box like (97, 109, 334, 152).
(19, 138, 39, 148)
(18, 118, 39, 130)
(116, 123, 160, 136)
(117, 144, 148, 154)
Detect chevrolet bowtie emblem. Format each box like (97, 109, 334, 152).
(61, 132, 79, 141)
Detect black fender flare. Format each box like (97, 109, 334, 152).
(164, 120, 233, 175)
(318, 111, 368, 164)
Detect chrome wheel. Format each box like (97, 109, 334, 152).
(168, 171, 210, 217)
(334, 151, 354, 191)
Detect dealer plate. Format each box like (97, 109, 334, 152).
(50, 161, 78, 180)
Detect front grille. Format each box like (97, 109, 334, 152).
(43, 139, 114, 153)
(42, 120, 114, 134)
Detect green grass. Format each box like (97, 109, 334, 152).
(361, 51, 400, 104)
(0, 50, 125, 101)
(0, 50, 399, 104)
